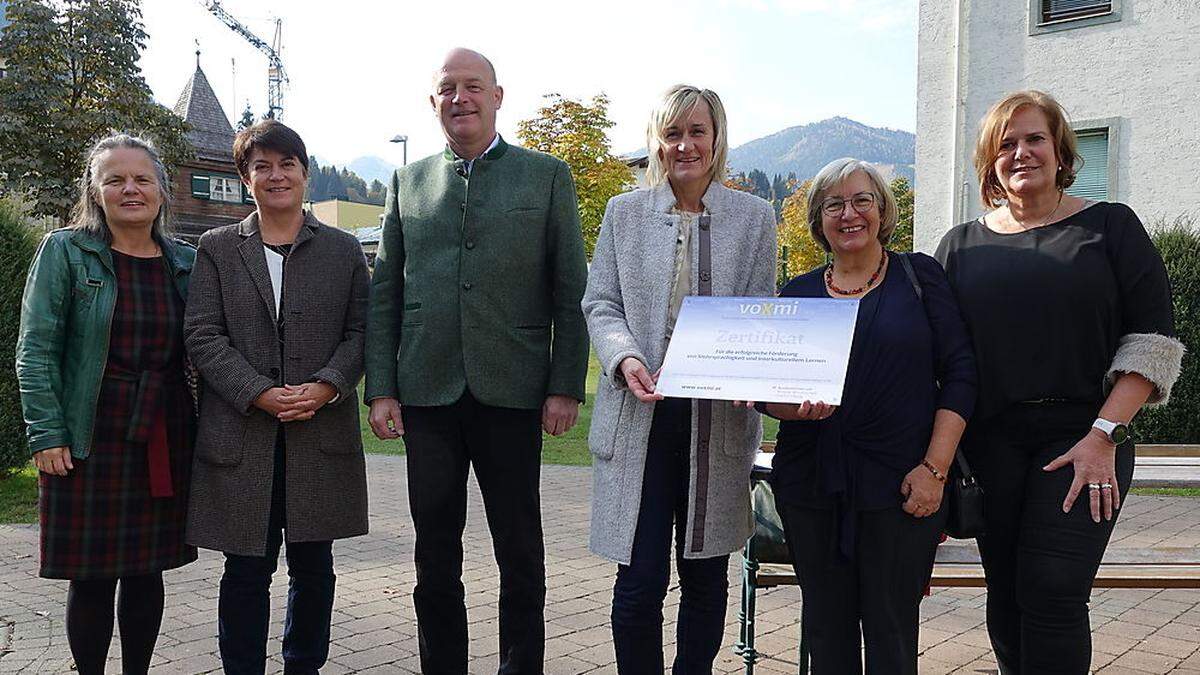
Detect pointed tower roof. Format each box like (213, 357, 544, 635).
(174, 59, 235, 161)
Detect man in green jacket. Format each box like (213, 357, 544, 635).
(364, 48, 589, 673)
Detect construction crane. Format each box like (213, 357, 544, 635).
(198, 1, 288, 120)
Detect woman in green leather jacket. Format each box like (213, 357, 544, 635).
(15, 133, 196, 675)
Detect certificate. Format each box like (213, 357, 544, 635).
(656, 296, 859, 404)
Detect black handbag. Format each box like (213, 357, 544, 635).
(944, 451, 986, 539)
(896, 253, 986, 540)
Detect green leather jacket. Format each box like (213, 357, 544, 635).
(15, 228, 195, 459)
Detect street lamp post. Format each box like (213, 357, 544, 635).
(390, 134, 408, 166)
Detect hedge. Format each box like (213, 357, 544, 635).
(1134, 215, 1200, 444)
(0, 198, 41, 476)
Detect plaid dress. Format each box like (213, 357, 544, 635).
(39, 251, 197, 579)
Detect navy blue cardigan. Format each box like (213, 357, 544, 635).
(767, 252, 977, 557)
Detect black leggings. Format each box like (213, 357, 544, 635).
(966, 403, 1135, 675)
(65, 572, 165, 675)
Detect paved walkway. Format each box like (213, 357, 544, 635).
(2, 455, 1200, 674)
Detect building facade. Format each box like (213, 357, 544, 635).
(914, 0, 1200, 251)
(308, 199, 383, 231)
(170, 59, 254, 241)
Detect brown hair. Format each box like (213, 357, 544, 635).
(975, 90, 1079, 208)
(233, 119, 309, 181)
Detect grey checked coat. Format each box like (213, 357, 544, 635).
(583, 182, 778, 564)
(184, 213, 370, 556)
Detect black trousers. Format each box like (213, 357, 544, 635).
(218, 431, 336, 675)
(965, 402, 1135, 675)
(611, 397, 730, 675)
(779, 500, 945, 675)
(403, 391, 545, 675)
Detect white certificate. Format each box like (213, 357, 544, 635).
(656, 296, 859, 404)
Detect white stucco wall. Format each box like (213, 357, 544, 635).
(915, 0, 1200, 253)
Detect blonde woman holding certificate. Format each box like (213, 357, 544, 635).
(582, 84, 777, 673)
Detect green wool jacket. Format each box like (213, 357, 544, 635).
(16, 229, 194, 459)
(364, 137, 589, 409)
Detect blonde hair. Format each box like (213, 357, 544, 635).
(70, 133, 173, 243)
(806, 158, 898, 253)
(975, 90, 1079, 208)
(645, 84, 728, 188)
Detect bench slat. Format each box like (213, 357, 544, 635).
(935, 545, 1200, 565)
(750, 560, 1200, 590)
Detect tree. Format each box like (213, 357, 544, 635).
(777, 179, 826, 287)
(367, 179, 386, 206)
(516, 93, 633, 257)
(889, 176, 914, 252)
(0, 196, 41, 474)
(0, 0, 190, 222)
(723, 171, 755, 193)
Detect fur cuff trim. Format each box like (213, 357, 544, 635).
(1105, 333, 1187, 406)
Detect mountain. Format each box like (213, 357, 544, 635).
(728, 117, 915, 184)
(347, 156, 399, 185)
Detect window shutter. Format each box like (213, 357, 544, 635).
(190, 174, 210, 199)
(242, 182, 255, 204)
(1067, 130, 1109, 201)
(1043, 0, 1111, 23)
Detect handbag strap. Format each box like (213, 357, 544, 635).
(898, 252, 977, 481)
(954, 450, 976, 480)
(897, 251, 922, 300)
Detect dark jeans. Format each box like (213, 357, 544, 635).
(778, 501, 946, 675)
(402, 391, 545, 675)
(218, 433, 336, 675)
(966, 402, 1135, 675)
(611, 397, 730, 675)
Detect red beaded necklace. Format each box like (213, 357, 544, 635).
(825, 248, 887, 296)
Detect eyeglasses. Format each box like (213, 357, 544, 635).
(821, 192, 878, 217)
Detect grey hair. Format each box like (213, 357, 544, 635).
(70, 133, 173, 243)
(806, 158, 898, 253)
(645, 84, 729, 188)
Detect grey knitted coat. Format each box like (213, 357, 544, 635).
(184, 213, 370, 557)
(583, 182, 778, 564)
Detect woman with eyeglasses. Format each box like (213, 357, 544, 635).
(758, 158, 977, 674)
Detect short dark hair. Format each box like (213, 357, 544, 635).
(233, 119, 309, 180)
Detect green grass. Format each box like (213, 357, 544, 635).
(358, 352, 782, 466)
(1130, 487, 1200, 498)
(0, 464, 38, 524)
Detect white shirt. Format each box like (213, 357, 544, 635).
(264, 245, 284, 314)
(454, 134, 501, 175)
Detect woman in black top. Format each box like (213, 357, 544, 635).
(935, 90, 1184, 675)
(762, 158, 977, 674)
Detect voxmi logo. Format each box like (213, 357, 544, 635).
(738, 301, 796, 316)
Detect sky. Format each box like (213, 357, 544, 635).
(140, 0, 917, 168)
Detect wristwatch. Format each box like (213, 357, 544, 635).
(1092, 418, 1130, 445)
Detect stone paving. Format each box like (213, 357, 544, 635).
(2, 454, 1200, 674)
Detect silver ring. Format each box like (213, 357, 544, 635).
(1088, 483, 1101, 490)
(1100, 483, 1113, 489)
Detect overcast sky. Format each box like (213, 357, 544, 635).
(141, 0, 917, 168)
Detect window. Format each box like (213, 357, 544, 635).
(1030, 0, 1120, 34)
(210, 176, 241, 203)
(190, 172, 252, 203)
(1067, 120, 1118, 202)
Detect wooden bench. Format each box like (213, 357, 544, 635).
(734, 443, 1200, 674)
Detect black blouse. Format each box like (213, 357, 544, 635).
(934, 202, 1175, 422)
(768, 252, 977, 557)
